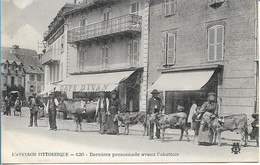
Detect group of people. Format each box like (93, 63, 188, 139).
(3, 95, 23, 116)
(27, 93, 59, 131)
(95, 90, 120, 135)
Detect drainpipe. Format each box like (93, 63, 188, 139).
(255, 0, 259, 113)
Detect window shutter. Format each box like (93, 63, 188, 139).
(170, 0, 176, 15)
(208, 28, 215, 61)
(133, 40, 139, 66)
(216, 26, 224, 60)
(101, 48, 105, 67)
(167, 33, 175, 65)
(128, 41, 133, 66)
(163, 33, 167, 65)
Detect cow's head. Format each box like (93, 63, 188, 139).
(57, 101, 67, 112)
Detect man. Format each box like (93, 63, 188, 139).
(147, 89, 163, 140)
(47, 93, 59, 131)
(4, 95, 11, 115)
(95, 91, 109, 134)
(14, 96, 23, 116)
(28, 94, 41, 127)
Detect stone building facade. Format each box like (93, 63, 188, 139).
(148, 0, 258, 115)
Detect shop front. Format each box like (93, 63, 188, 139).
(149, 66, 222, 115)
(56, 68, 143, 112)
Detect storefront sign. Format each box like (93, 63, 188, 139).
(58, 84, 112, 92)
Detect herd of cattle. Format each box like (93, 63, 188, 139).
(57, 100, 251, 146)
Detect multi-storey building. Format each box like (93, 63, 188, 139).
(42, 3, 76, 91)
(1, 47, 26, 101)
(52, 0, 150, 112)
(10, 45, 44, 100)
(148, 0, 258, 116)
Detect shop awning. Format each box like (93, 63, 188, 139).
(149, 70, 215, 91)
(57, 70, 135, 92)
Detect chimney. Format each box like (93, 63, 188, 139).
(74, 0, 77, 3)
(12, 45, 19, 49)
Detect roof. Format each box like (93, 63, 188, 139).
(17, 54, 44, 74)
(1, 47, 21, 65)
(1, 47, 44, 74)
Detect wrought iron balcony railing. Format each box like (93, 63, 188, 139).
(68, 14, 142, 43)
(42, 49, 60, 65)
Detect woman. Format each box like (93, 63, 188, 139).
(105, 90, 120, 135)
(187, 100, 197, 126)
(198, 92, 218, 145)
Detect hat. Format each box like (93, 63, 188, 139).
(208, 92, 216, 96)
(151, 89, 159, 94)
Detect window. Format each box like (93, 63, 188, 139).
(18, 66, 21, 71)
(4, 64, 7, 69)
(30, 74, 35, 81)
(11, 77, 15, 85)
(4, 76, 7, 86)
(209, 0, 225, 8)
(130, 2, 139, 14)
(49, 66, 52, 82)
(163, 32, 176, 65)
(103, 11, 110, 21)
(78, 49, 87, 71)
(80, 17, 87, 26)
(101, 46, 109, 69)
(163, 0, 177, 16)
(60, 63, 63, 80)
(30, 85, 35, 93)
(18, 77, 22, 86)
(37, 85, 41, 93)
(128, 40, 139, 67)
(37, 75, 42, 81)
(208, 25, 224, 61)
(61, 35, 64, 53)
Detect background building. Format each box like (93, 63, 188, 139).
(148, 0, 258, 116)
(1, 47, 25, 102)
(3, 45, 45, 100)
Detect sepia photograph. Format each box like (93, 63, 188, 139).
(1, 0, 259, 163)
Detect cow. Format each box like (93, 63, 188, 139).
(57, 100, 96, 132)
(149, 112, 190, 142)
(202, 113, 248, 146)
(115, 111, 149, 135)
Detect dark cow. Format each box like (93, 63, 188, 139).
(149, 112, 189, 142)
(203, 113, 248, 146)
(115, 111, 149, 135)
(57, 101, 96, 131)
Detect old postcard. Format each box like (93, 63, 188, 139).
(1, 0, 259, 163)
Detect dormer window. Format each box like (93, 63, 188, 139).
(103, 8, 111, 21)
(209, 0, 225, 8)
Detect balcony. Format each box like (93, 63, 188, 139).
(42, 49, 60, 65)
(68, 14, 142, 44)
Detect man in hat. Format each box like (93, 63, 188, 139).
(95, 91, 109, 134)
(28, 94, 42, 127)
(47, 93, 59, 131)
(147, 89, 163, 140)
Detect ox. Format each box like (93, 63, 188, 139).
(149, 112, 189, 142)
(204, 113, 249, 146)
(115, 111, 149, 135)
(57, 101, 96, 131)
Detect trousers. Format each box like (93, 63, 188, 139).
(49, 110, 57, 130)
(30, 111, 38, 126)
(98, 108, 106, 134)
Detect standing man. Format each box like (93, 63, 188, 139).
(28, 94, 41, 127)
(95, 91, 109, 134)
(4, 95, 11, 115)
(47, 93, 59, 131)
(147, 89, 163, 140)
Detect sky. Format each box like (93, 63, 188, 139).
(1, 0, 76, 53)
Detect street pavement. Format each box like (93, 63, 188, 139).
(1, 107, 259, 163)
